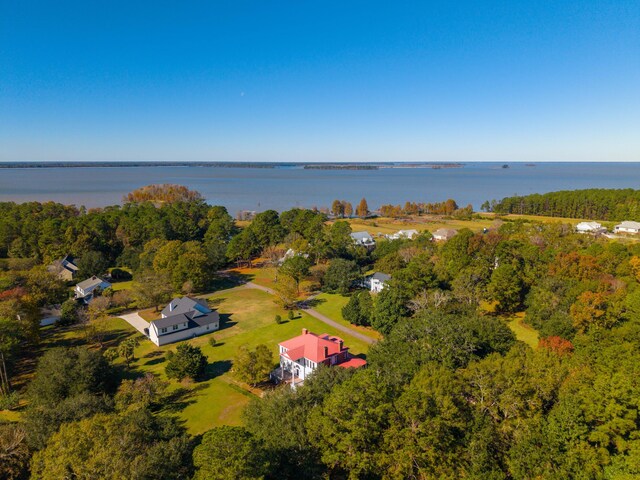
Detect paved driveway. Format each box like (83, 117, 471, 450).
(120, 311, 150, 334)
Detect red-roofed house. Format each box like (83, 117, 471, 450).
(273, 328, 367, 389)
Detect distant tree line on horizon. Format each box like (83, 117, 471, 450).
(484, 188, 640, 221)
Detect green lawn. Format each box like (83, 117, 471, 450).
(311, 292, 382, 340)
(34, 287, 371, 435)
(111, 280, 133, 291)
(507, 313, 539, 349)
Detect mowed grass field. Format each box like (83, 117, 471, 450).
(507, 313, 539, 349)
(20, 287, 371, 435)
(311, 292, 382, 340)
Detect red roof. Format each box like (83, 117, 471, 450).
(279, 330, 346, 363)
(337, 357, 367, 368)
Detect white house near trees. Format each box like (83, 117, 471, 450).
(75, 276, 112, 303)
(350, 231, 375, 247)
(146, 296, 220, 346)
(614, 221, 640, 234)
(387, 229, 419, 240)
(364, 272, 391, 293)
(576, 221, 606, 234)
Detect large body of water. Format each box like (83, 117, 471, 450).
(1, 162, 639, 213)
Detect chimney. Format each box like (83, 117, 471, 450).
(324, 346, 328, 358)
(339, 341, 343, 350)
(302, 328, 308, 335)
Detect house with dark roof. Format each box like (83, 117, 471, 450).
(147, 296, 220, 346)
(272, 328, 366, 389)
(364, 272, 391, 293)
(75, 276, 112, 303)
(48, 255, 79, 281)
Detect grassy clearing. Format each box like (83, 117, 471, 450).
(31, 287, 370, 435)
(311, 292, 382, 340)
(507, 313, 539, 349)
(111, 280, 133, 291)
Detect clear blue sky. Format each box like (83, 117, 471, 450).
(1, 1, 638, 162)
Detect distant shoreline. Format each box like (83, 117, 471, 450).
(0, 161, 466, 170)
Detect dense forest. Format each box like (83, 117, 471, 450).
(485, 188, 640, 220)
(1, 185, 640, 479)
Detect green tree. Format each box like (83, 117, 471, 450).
(193, 426, 271, 480)
(322, 258, 359, 294)
(30, 409, 193, 480)
(372, 283, 411, 334)
(342, 291, 373, 326)
(165, 343, 208, 381)
(279, 255, 311, 293)
(58, 298, 79, 326)
(133, 271, 173, 312)
(232, 344, 273, 387)
(487, 263, 524, 313)
(117, 337, 140, 367)
(76, 250, 109, 279)
(273, 274, 299, 309)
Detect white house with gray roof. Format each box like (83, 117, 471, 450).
(364, 272, 391, 293)
(614, 221, 640, 234)
(75, 276, 112, 303)
(350, 231, 375, 247)
(147, 296, 220, 346)
(387, 229, 419, 240)
(576, 221, 606, 234)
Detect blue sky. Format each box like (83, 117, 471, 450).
(1, 1, 639, 162)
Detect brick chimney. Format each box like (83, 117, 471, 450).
(302, 328, 308, 335)
(323, 346, 328, 358)
(339, 340, 343, 350)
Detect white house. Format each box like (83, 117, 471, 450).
(614, 221, 640, 234)
(576, 221, 606, 234)
(364, 272, 391, 293)
(272, 328, 366, 389)
(75, 276, 112, 303)
(432, 228, 457, 241)
(387, 229, 419, 240)
(146, 296, 220, 346)
(350, 231, 375, 248)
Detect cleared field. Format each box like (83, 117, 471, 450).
(507, 313, 539, 349)
(311, 292, 382, 340)
(22, 287, 371, 435)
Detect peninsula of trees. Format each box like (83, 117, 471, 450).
(485, 188, 640, 220)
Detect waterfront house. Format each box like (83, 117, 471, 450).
(48, 255, 79, 281)
(272, 329, 366, 389)
(614, 221, 640, 234)
(350, 231, 375, 247)
(576, 221, 606, 234)
(147, 296, 220, 346)
(75, 276, 112, 303)
(364, 272, 391, 293)
(432, 228, 457, 241)
(387, 229, 419, 240)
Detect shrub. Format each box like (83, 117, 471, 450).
(208, 337, 217, 347)
(110, 268, 132, 281)
(0, 391, 19, 410)
(288, 310, 295, 321)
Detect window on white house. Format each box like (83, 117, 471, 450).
(172, 325, 178, 331)
(161, 327, 167, 333)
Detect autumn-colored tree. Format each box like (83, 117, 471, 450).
(331, 200, 345, 217)
(124, 184, 204, 204)
(629, 255, 640, 282)
(570, 291, 613, 332)
(343, 201, 353, 217)
(356, 198, 369, 217)
(538, 336, 574, 356)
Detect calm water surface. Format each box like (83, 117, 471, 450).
(1, 163, 639, 213)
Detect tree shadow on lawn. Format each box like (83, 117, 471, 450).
(204, 360, 232, 381)
(161, 384, 210, 414)
(144, 356, 166, 366)
(101, 330, 139, 349)
(304, 296, 340, 309)
(216, 313, 237, 332)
